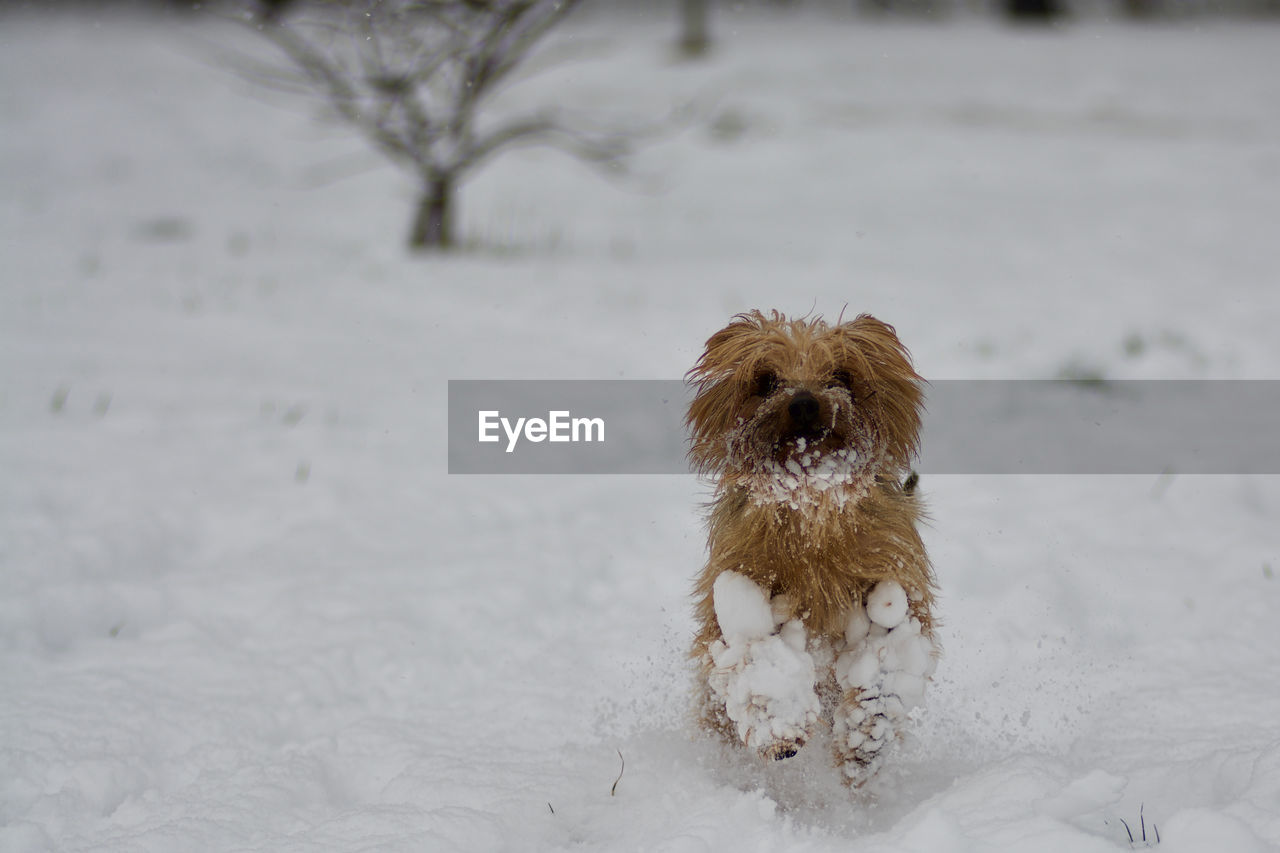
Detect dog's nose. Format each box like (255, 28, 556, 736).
(788, 392, 821, 431)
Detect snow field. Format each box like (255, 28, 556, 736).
(3, 8, 1280, 852)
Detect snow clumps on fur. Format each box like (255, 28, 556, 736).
(706, 571, 821, 758)
(833, 580, 938, 783)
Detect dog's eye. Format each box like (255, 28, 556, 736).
(829, 369, 855, 390)
(754, 372, 778, 398)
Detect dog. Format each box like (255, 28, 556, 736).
(686, 310, 938, 786)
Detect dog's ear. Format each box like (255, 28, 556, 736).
(687, 310, 776, 383)
(832, 316, 919, 383)
(685, 311, 780, 475)
(835, 315, 907, 369)
(834, 315, 925, 469)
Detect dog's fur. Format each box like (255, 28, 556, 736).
(687, 309, 937, 781)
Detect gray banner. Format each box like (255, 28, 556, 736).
(448, 380, 1280, 475)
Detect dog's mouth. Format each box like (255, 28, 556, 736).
(786, 424, 828, 444)
(751, 437, 872, 507)
(774, 429, 841, 463)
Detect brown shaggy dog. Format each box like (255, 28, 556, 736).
(687, 310, 938, 785)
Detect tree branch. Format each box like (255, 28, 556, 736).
(259, 20, 415, 165)
(455, 0, 582, 116)
(458, 111, 629, 175)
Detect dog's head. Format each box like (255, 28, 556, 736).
(687, 310, 923, 505)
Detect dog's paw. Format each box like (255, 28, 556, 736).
(707, 627, 822, 758)
(760, 739, 802, 761)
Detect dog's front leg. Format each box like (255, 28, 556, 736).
(703, 571, 821, 760)
(832, 581, 938, 785)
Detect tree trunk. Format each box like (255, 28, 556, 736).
(1004, 0, 1062, 20)
(409, 173, 455, 251)
(677, 0, 710, 58)
(1121, 0, 1158, 17)
(1004, 0, 1063, 20)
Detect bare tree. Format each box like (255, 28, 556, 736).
(249, 0, 629, 251)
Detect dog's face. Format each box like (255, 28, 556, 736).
(687, 310, 923, 504)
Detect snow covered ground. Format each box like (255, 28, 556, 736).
(3, 6, 1280, 851)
